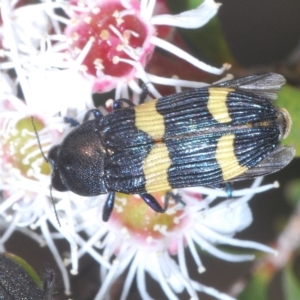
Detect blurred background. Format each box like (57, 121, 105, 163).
(2, 0, 300, 299)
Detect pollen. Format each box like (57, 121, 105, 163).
(112, 10, 120, 18)
(2, 117, 51, 180)
(94, 58, 104, 70)
(100, 29, 109, 40)
(111, 192, 185, 243)
(123, 30, 131, 42)
(64, 0, 154, 81)
(116, 44, 124, 51)
(116, 17, 124, 26)
(113, 56, 120, 64)
(72, 32, 79, 41)
(84, 16, 92, 24)
(92, 7, 100, 14)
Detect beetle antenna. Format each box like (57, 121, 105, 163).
(31, 116, 49, 163)
(50, 185, 61, 227)
(31, 117, 61, 227)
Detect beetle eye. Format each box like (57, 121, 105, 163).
(47, 145, 59, 165)
(47, 145, 69, 191)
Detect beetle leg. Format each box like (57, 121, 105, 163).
(43, 269, 56, 295)
(83, 109, 103, 122)
(113, 84, 149, 108)
(102, 191, 115, 222)
(113, 98, 135, 110)
(139, 83, 149, 103)
(225, 183, 233, 198)
(213, 183, 233, 198)
(140, 192, 167, 213)
(165, 191, 186, 207)
(64, 116, 80, 127)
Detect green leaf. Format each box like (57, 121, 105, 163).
(238, 273, 269, 300)
(284, 179, 300, 206)
(283, 264, 300, 300)
(166, 0, 204, 13)
(181, 18, 235, 66)
(5, 253, 43, 288)
(183, 0, 205, 8)
(166, 0, 235, 66)
(277, 85, 300, 156)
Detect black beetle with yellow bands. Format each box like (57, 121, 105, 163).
(47, 73, 295, 221)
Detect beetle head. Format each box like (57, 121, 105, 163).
(48, 121, 107, 196)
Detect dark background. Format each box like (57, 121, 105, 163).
(5, 0, 300, 299)
(219, 0, 300, 67)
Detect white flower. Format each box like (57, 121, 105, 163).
(68, 177, 278, 300)
(0, 1, 281, 299)
(61, 0, 226, 91)
(0, 0, 94, 115)
(0, 0, 227, 111)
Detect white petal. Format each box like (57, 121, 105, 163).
(27, 68, 93, 115)
(2, 4, 50, 51)
(0, 72, 16, 98)
(151, 36, 226, 75)
(201, 202, 253, 235)
(151, 0, 221, 29)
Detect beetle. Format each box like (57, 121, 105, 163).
(0, 253, 55, 300)
(45, 73, 295, 221)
